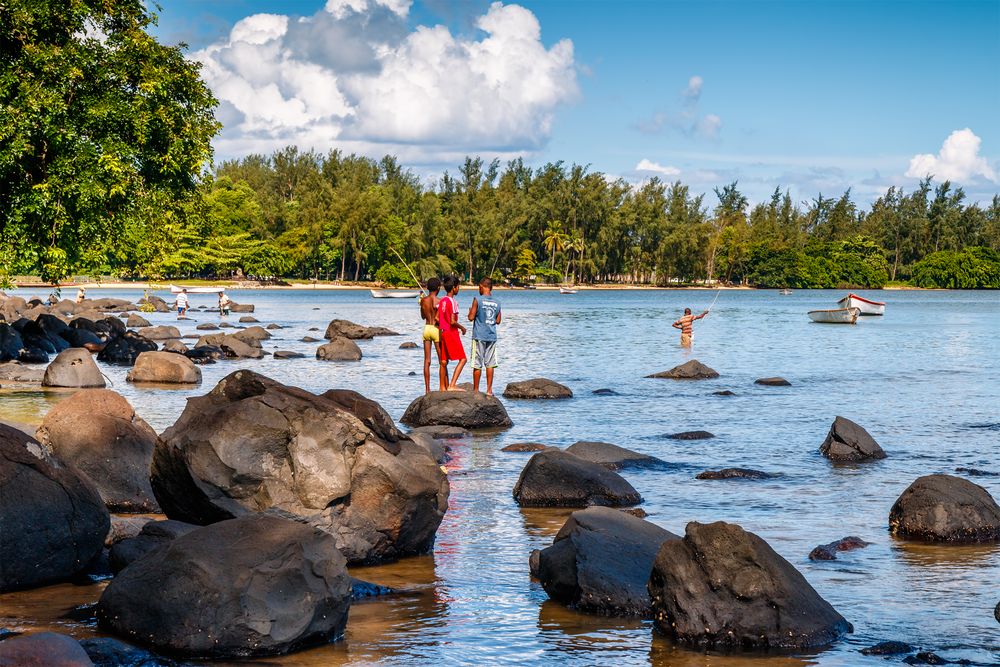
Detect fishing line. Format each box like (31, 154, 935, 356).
(705, 286, 723, 315)
(388, 246, 424, 295)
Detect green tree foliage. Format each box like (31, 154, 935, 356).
(910, 247, 1000, 288)
(0, 0, 219, 283)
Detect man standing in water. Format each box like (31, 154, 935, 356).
(672, 307, 707, 346)
(419, 277, 444, 394)
(176, 288, 189, 320)
(468, 277, 502, 395)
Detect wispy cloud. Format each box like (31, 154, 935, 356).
(635, 158, 680, 177)
(631, 74, 720, 139)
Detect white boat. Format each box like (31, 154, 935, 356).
(837, 293, 885, 316)
(808, 307, 860, 324)
(559, 287, 578, 294)
(170, 285, 225, 294)
(779, 288, 792, 295)
(370, 289, 420, 299)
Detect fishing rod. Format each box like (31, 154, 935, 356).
(705, 283, 723, 316)
(388, 246, 425, 296)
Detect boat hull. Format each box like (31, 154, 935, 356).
(808, 307, 860, 324)
(170, 285, 225, 294)
(837, 293, 885, 316)
(370, 289, 420, 299)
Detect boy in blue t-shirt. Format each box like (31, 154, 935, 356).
(467, 277, 502, 395)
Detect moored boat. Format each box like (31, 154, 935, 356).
(837, 293, 885, 316)
(370, 289, 420, 299)
(559, 287, 578, 294)
(779, 288, 792, 295)
(808, 307, 860, 324)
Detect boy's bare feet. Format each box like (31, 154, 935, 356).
(447, 385, 465, 391)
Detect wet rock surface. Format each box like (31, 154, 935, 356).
(536, 507, 679, 617)
(695, 468, 775, 480)
(401, 391, 513, 429)
(324, 319, 399, 340)
(860, 640, 914, 655)
(0, 425, 110, 591)
(808, 536, 871, 561)
(755, 376, 791, 386)
(646, 360, 719, 379)
(0, 632, 95, 666)
(97, 515, 352, 659)
(664, 430, 714, 440)
(317, 337, 363, 361)
(150, 370, 449, 564)
(34, 389, 160, 513)
(503, 378, 573, 399)
(820, 416, 886, 461)
(564, 440, 667, 470)
(126, 351, 202, 384)
(501, 442, 551, 452)
(889, 474, 1000, 542)
(512, 449, 642, 508)
(42, 348, 105, 388)
(648, 520, 852, 650)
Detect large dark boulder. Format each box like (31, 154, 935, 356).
(648, 521, 852, 650)
(316, 338, 362, 361)
(108, 519, 199, 574)
(512, 449, 642, 507)
(97, 332, 157, 366)
(503, 378, 573, 399)
(0, 425, 109, 591)
(0, 632, 94, 666)
(324, 319, 398, 340)
(888, 474, 1000, 542)
(537, 507, 678, 617)
(42, 348, 105, 388)
(78, 637, 170, 667)
(0, 322, 24, 362)
(97, 515, 352, 659)
(34, 390, 160, 513)
(820, 416, 886, 461)
(401, 391, 513, 429)
(126, 351, 202, 384)
(150, 370, 449, 564)
(59, 325, 103, 350)
(646, 359, 719, 379)
(565, 440, 666, 470)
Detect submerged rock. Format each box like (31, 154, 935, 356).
(41, 348, 105, 388)
(324, 319, 399, 340)
(860, 640, 914, 656)
(0, 632, 94, 666)
(399, 341, 418, 349)
(98, 515, 352, 659)
(536, 506, 678, 617)
(502, 442, 550, 452)
(78, 637, 172, 667)
(592, 388, 618, 396)
(820, 416, 886, 461)
(646, 360, 719, 379)
(410, 425, 471, 440)
(889, 474, 1000, 542)
(34, 389, 160, 513)
(808, 536, 871, 561)
(648, 520, 852, 650)
(401, 391, 513, 429)
(665, 430, 714, 440)
(317, 338, 362, 361)
(955, 466, 999, 477)
(273, 350, 305, 359)
(503, 378, 573, 399)
(696, 468, 774, 480)
(512, 449, 641, 508)
(0, 424, 109, 591)
(564, 440, 666, 470)
(755, 376, 791, 386)
(150, 370, 449, 564)
(713, 390, 736, 396)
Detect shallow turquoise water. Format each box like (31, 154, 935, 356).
(2, 287, 999, 666)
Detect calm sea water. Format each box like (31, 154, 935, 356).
(2, 287, 999, 666)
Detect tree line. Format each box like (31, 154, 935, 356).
(3, 2, 999, 290)
(82, 147, 1000, 289)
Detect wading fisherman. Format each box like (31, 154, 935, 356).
(672, 307, 707, 347)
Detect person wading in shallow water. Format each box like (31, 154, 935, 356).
(419, 277, 445, 394)
(672, 307, 707, 347)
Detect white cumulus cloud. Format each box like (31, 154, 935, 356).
(635, 159, 681, 177)
(193, 1, 578, 162)
(905, 128, 997, 183)
(683, 75, 703, 101)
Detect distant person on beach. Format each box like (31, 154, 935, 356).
(672, 307, 707, 346)
(420, 277, 444, 394)
(468, 277, 502, 395)
(176, 288, 189, 319)
(76, 287, 86, 303)
(218, 290, 231, 317)
(437, 275, 467, 390)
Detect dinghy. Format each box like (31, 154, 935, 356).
(559, 287, 578, 294)
(837, 293, 885, 316)
(808, 307, 860, 324)
(779, 288, 792, 295)
(370, 289, 420, 299)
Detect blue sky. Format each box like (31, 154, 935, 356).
(152, 0, 1000, 204)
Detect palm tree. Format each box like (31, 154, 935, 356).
(564, 232, 584, 283)
(543, 222, 567, 269)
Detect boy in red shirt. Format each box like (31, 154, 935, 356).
(437, 275, 467, 390)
